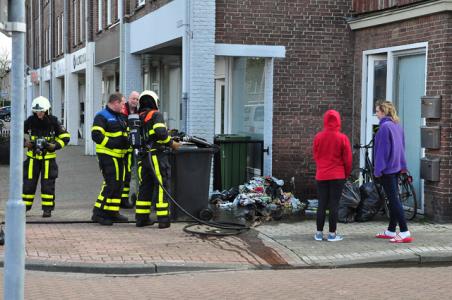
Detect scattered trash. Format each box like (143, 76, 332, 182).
(355, 182, 383, 222)
(211, 176, 307, 223)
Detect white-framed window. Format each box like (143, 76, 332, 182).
(60, 13, 64, 53)
(117, 0, 120, 20)
(137, 0, 145, 7)
(73, 0, 77, 46)
(98, 0, 103, 31)
(57, 15, 60, 55)
(79, 0, 83, 42)
(107, 0, 112, 25)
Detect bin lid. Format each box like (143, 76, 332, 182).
(214, 134, 251, 142)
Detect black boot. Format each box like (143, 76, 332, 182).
(157, 216, 171, 229)
(136, 215, 155, 227)
(42, 209, 52, 218)
(111, 212, 129, 223)
(91, 208, 113, 226)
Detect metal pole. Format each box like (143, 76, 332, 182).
(4, 0, 26, 299)
(119, 0, 125, 93)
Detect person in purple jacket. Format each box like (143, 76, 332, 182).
(374, 101, 413, 243)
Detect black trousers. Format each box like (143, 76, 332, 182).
(316, 179, 345, 233)
(136, 151, 171, 220)
(94, 154, 124, 215)
(22, 157, 58, 211)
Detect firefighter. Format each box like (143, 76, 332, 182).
(119, 91, 140, 209)
(91, 92, 130, 226)
(22, 96, 70, 217)
(135, 90, 180, 228)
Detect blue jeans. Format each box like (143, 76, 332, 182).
(381, 173, 408, 232)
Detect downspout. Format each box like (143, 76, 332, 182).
(181, 0, 191, 133)
(49, 0, 53, 103)
(119, 0, 125, 93)
(38, 0, 42, 95)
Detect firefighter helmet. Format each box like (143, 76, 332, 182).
(139, 90, 159, 110)
(31, 96, 51, 112)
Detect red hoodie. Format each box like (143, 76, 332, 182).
(313, 110, 352, 181)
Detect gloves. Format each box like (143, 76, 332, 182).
(46, 143, 56, 151)
(170, 141, 181, 151)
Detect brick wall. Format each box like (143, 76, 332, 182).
(126, 0, 173, 23)
(352, 0, 426, 14)
(353, 13, 452, 222)
(216, 0, 354, 199)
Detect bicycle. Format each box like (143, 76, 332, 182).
(353, 140, 417, 220)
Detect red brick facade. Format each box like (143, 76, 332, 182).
(353, 13, 452, 222)
(352, 0, 425, 14)
(216, 0, 355, 198)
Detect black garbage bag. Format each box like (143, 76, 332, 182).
(355, 182, 383, 222)
(338, 181, 361, 223)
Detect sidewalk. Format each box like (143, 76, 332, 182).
(1, 145, 452, 274)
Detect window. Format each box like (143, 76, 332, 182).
(60, 13, 64, 53)
(137, 0, 145, 7)
(73, 0, 77, 46)
(117, 0, 120, 20)
(98, 0, 103, 31)
(79, 0, 83, 42)
(107, 0, 112, 25)
(56, 15, 60, 55)
(231, 57, 265, 138)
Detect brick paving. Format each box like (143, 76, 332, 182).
(1, 267, 452, 300)
(1, 144, 452, 274)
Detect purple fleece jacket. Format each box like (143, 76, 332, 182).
(373, 117, 407, 177)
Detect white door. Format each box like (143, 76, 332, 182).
(168, 67, 181, 130)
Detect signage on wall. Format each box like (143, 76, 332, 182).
(71, 48, 87, 73)
(31, 71, 39, 84)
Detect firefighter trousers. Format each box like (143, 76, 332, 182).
(121, 150, 133, 205)
(136, 151, 171, 220)
(94, 153, 125, 216)
(22, 157, 58, 211)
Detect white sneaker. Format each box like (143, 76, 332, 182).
(314, 232, 323, 241)
(327, 233, 343, 242)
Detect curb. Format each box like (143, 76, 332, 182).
(2, 252, 452, 274)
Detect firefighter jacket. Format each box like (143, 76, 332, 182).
(91, 106, 129, 158)
(24, 114, 71, 160)
(139, 109, 173, 151)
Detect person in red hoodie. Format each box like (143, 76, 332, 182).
(313, 110, 352, 241)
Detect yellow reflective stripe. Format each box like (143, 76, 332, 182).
(157, 136, 171, 144)
(22, 194, 34, 199)
(23, 201, 33, 205)
(136, 209, 151, 214)
(123, 187, 130, 192)
(123, 163, 126, 181)
(148, 129, 155, 135)
(112, 158, 119, 181)
(95, 146, 126, 158)
(156, 202, 169, 209)
(121, 194, 129, 198)
(55, 138, 65, 148)
(58, 133, 70, 139)
(44, 160, 50, 179)
(136, 200, 151, 206)
(28, 158, 34, 179)
(106, 198, 121, 204)
(153, 123, 166, 129)
(151, 155, 164, 207)
(91, 126, 105, 134)
(97, 183, 106, 201)
(127, 153, 132, 172)
(104, 131, 126, 137)
(103, 206, 120, 211)
(26, 152, 57, 159)
(138, 165, 142, 182)
(100, 136, 109, 146)
(42, 201, 54, 205)
(41, 194, 54, 199)
(94, 202, 101, 208)
(156, 210, 169, 216)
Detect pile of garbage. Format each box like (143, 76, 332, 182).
(210, 176, 307, 222)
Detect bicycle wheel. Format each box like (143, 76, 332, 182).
(398, 175, 417, 220)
